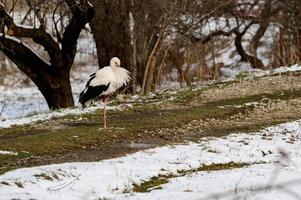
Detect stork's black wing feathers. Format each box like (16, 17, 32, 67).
(85, 73, 96, 87)
(79, 79, 110, 108)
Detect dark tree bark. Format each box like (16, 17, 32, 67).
(90, 0, 131, 69)
(191, 29, 235, 44)
(0, 1, 94, 109)
(249, 22, 269, 56)
(298, 29, 301, 60)
(278, 27, 286, 66)
(233, 25, 265, 69)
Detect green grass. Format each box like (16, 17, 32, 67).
(132, 162, 251, 193)
(0, 181, 10, 186)
(34, 173, 60, 181)
(133, 176, 170, 192)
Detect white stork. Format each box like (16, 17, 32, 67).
(79, 57, 131, 128)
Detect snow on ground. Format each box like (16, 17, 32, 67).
(0, 64, 98, 121)
(1, 120, 301, 199)
(0, 150, 17, 155)
(271, 64, 301, 74)
(0, 87, 49, 120)
(221, 63, 301, 81)
(0, 103, 130, 129)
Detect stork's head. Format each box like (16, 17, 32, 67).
(110, 57, 121, 68)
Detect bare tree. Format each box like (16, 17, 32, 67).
(188, 0, 268, 69)
(0, 0, 94, 109)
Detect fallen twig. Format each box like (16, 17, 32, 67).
(0, 101, 7, 118)
(47, 174, 81, 192)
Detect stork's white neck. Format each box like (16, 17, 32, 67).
(110, 57, 121, 68)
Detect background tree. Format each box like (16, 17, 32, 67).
(90, 0, 185, 95)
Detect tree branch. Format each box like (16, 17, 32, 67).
(191, 28, 237, 44)
(61, 0, 94, 67)
(0, 36, 55, 78)
(24, 0, 45, 27)
(52, 1, 65, 43)
(0, 4, 62, 67)
(20, 0, 45, 25)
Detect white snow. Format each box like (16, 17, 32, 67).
(0, 150, 17, 155)
(0, 63, 98, 120)
(1, 120, 301, 199)
(220, 63, 301, 81)
(271, 64, 301, 74)
(0, 87, 49, 120)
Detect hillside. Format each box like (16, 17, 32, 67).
(1, 70, 301, 173)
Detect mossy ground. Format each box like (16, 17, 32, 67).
(1, 74, 301, 175)
(132, 162, 251, 193)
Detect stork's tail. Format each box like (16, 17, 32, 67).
(79, 83, 111, 109)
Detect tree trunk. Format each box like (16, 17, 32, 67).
(249, 0, 272, 56)
(90, 1, 169, 94)
(141, 34, 162, 95)
(90, 0, 131, 69)
(297, 29, 301, 61)
(37, 74, 74, 109)
(145, 55, 157, 93)
(131, 36, 138, 93)
(250, 22, 269, 56)
(0, 36, 74, 109)
(0, 53, 6, 85)
(279, 27, 285, 66)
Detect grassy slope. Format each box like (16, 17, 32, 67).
(1, 73, 301, 175)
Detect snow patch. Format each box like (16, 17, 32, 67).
(0, 150, 18, 155)
(0, 120, 301, 199)
(221, 63, 301, 80)
(271, 64, 301, 74)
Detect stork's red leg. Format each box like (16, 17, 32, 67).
(103, 96, 108, 129)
